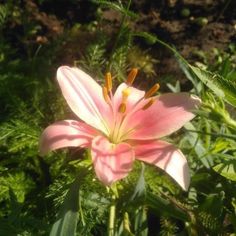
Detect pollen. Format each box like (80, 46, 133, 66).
(105, 72, 112, 91)
(142, 98, 156, 110)
(144, 83, 160, 99)
(127, 68, 138, 86)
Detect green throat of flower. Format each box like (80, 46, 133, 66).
(102, 68, 160, 144)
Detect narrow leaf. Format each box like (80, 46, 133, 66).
(190, 65, 236, 107)
(50, 178, 80, 236)
(146, 192, 188, 221)
(130, 163, 146, 200)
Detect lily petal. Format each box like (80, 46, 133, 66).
(91, 136, 135, 185)
(57, 66, 113, 134)
(123, 93, 201, 140)
(133, 140, 190, 190)
(39, 120, 98, 155)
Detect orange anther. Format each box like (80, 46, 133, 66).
(142, 98, 156, 110)
(127, 68, 138, 86)
(105, 72, 112, 91)
(118, 103, 126, 113)
(144, 83, 160, 99)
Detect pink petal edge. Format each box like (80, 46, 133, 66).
(133, 140, 190, 190)
(39, 120, 98, 155)
(122, 93, 201, 140)
(91, 135, 135, 185)
(57, 66, 113, 135)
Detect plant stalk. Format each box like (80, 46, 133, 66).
(107, 0, 132, 71)
(108, 194, 116, 236)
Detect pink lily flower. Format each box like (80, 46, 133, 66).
(39, 66, 200, 190)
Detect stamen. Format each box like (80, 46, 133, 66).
(105, 72, 112, 91)
(118, 103, 126, 113)
(127, 68, 138, 86)
(142, 98, 156, 110)
(144, 83, 160, 99)
(102, 86, 110, 103)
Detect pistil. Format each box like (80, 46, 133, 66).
(103, 69, 160, 143)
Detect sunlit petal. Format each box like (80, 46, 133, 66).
(57, 66, 113, 134)
(123, 93, 201, 140)
(91, 136, 135, 185)
(39, 120, 98, 155)
(133, 139, 190, 190)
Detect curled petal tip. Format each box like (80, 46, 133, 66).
(134, 140, 190, 191)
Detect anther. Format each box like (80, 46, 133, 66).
(118, 103, 126, 113)
(127, 68, 138, 86)
(105, 72, 112, 91)
(102, 86, 110, 103)
(144, 83, 160, 99)
(142, 98, 156, 110)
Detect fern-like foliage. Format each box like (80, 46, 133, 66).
(0, 119, 39, 153)
(160, 217, 179, 236)
(78, 35, 107, 80)
(0, 4, 8, 27)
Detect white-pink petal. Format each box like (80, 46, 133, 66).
(133, 140, 190, 190)
(122, 93, 201, 140)
(39, 120, 98, 155)
(91, 136, 135, 185)
(57, 66, 113, 135)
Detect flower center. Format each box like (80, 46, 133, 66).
(102, 69, 160, 143)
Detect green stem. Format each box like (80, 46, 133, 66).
(154, 37, 189, 65)
(108, 194, 116, 236)
(107, 0, 132, 71)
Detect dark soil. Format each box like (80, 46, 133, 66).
(5, 0, 236, 84)
(130, 0, 235, 84)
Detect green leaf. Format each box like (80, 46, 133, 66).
(133, 32, 158, 45)
(0, 219, 18, 236)
(190, 65, 236, 107)
(213, 160, 236, 181)
(151, 36, 202, 93)
(184, 122, 213, 168)
(130, 163, 146, 200)
(134, 207, 148, 236)
(146, 192, 188, 221)
(50, 178, 80, 236)
(199, 193, 224, 217)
